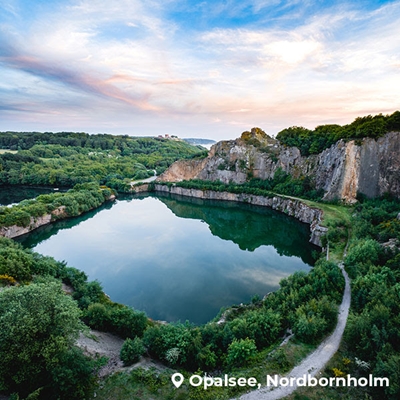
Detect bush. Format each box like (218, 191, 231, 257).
(0, 247, 33, 281)
(120, 337, 145, 366)
(47, 346, 106, 400)
(226, 338, 257, 367)
(108, 306, 148, 338)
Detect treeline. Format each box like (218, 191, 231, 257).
(338, 195, 400, 399)
(0, 133, 205, 192)
(161, 168, 324, 201)
(276, 110, 400, 156)
(0, 131, 197, 154)
(0, 183, 113, 230)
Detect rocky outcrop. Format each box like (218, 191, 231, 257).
(152, 184, 327, 247)
(0, 194, 117, 239)
(158, 132, 400, 202)
(0, 206, 67, 239)
(159, 158, 209, 182)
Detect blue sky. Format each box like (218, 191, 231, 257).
(0, 0, 399, 140)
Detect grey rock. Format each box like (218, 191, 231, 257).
(152, 184, 325, 247)
(159, 131, 400, 203)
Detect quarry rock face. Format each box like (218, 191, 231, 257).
(159, 131, 400, 202)
(152, 184, 327, 247)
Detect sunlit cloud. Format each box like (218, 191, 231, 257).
(0, 0, 399, 138)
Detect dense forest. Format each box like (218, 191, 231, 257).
(276, 110, 400, 155)
(0, 132, 206, 192)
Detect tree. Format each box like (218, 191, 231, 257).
(0, 280, 84, 395)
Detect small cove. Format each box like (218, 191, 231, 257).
(17, 192, 318, 324)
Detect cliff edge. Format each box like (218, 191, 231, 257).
(158, 131, 400, 203)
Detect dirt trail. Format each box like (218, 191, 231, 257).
(76, 329, 167, 377)
(77, 330, 125, 377)
(237, 262, 351, 400)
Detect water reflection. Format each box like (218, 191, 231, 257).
(157, 194, 315, 264)
(0, 185, 58, 206)
(18, 193, 317, 324)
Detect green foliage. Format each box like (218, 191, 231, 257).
(108, 305, 148, 338)
(84, 302, 148, 338)
(173, 170, 324, 201)
(293, 296, 337, 343)
(0, 280, 84, 396)
(0, 132, 203, 190)
(0, 245, 34, 281)
(0, 183, 112, 229)
(342, 196, 400, 400)
(226, 338, 257, 366)
(143, 323, 202, 369)
(0, 236, 147, 398)
(276, 111, 399, 155)
(120, 337, 145, 366)
(47, 346, 106, 400)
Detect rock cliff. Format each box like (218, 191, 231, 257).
(150, 184, 327, 247)
(158, 131, 400, 202)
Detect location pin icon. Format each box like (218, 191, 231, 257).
(171, 373, 184, 388)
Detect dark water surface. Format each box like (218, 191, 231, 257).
(18, 193, 317, 324)
(0, 185, 58, 206)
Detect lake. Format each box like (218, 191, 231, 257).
(18, 192, 317, 324)
(0, 185, 58, 206)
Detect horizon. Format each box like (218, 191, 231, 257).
(1, 0, 400, 141)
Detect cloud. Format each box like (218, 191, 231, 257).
(0, 45, 159, 111)
(0, 0, 399, 139)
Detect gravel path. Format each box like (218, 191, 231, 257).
(237, 262, 351, 400)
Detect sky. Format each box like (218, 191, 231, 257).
(0, 0, 400, 140)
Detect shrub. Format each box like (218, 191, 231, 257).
(120, 337, 145, 366)
(226, 338, 257, 367)
(0, 274, 17, 285)
(0, 247, 33, 281)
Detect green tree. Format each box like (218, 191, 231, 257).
(226, 338, 257, 367)
(0, 280, 84, 395)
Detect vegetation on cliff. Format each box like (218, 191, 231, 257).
(0, 183, 113, 231)
(276, 110, 400, 155)
(160, 170, 324, 201)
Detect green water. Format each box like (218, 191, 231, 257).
(18, 193, 317, 324)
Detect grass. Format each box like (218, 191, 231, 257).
(263, 192, 353, 262)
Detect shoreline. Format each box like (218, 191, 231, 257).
(132, 183, 328, 247)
